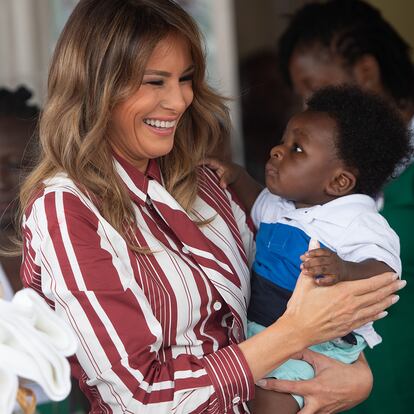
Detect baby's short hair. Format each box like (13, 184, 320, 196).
(307, 85, 412, 197)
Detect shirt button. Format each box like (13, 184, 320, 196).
(232, 395, 240, 404)
(213, 301, 222, 311)
(182, 246, 189, 254)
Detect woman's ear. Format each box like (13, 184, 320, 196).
(352, 54, 383, 94)
(326, 170, 357, 196)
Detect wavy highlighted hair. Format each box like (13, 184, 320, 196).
(19, 0, 230, 248)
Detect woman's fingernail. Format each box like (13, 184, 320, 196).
(256, 380, 267, 387)
(392, 273, 399, 280)
(392, 295, 400, 304)
(397, 280, 407, 289)
(378, 311, 388, 319)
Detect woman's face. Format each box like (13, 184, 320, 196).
(110, 34, 194, 172)
(289, 46, 354, 105)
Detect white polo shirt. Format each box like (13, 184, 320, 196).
(251, 190, 401, 347)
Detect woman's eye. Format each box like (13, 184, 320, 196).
(180, 74, 194, 83)
(293, 144, 303, 153)
(144, 79, 164, 86)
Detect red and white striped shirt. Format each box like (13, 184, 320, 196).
(22, 155, 256, 413)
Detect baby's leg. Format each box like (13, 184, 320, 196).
(249, 386, 299, 414)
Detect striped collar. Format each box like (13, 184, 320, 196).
(113, 153, 162, 206)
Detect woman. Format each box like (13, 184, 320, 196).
(19, 1, 402, 412)
(277, 1, 414, 412)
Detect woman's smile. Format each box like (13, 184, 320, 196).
(142, 116, 178, 136)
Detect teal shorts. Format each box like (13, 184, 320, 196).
(247, 320, 367, 408)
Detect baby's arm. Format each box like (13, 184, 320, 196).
(300, 247, 394, 286)
(203, 158, 263, 213)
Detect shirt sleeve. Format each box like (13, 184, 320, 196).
(22, 189, 254, 413)
(337, 211, 402, 275)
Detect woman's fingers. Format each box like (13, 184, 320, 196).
(347, 272, 399, 295)
(297, 402, 320, 414)
(257, 377, 313, 397)
(351, 297, 394, 326)
(354, 278, 405, 306)
(286, 271, 406, 347)
(259, 378, 330, 414)
(330, 279, 404, 335)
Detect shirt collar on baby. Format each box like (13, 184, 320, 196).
(282, 194, 377, 227)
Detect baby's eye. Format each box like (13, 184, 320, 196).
(293, 144, 303, 153)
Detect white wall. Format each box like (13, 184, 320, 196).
(0, 0, 51, 104)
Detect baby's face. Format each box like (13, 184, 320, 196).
(265, 110, 343, 208)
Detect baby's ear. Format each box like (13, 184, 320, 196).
(326, 169, 356, 196)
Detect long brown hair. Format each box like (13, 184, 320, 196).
(19, 0, 230, 248)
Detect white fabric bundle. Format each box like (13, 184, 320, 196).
(0, 288, 77, 413)
(0, 367, 18, 414)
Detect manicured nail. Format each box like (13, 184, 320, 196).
(256, 380, 267, 387)
(397, 280, 407, 289)
(378, 311, 388, 319)
(392, 295, 400, 304)
(392, 273, 399, 280)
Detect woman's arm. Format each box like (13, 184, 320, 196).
(256, 350, 373, 414)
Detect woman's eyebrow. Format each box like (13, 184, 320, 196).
(144, 64, 195, 77)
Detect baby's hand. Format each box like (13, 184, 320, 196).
(300, 248, 347, 286)
(201, 158, 242, 189)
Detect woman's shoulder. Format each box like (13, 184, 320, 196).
(196, 164, 221, 185)
(25, 173, 100, 223)
(196, 164, 245, 210)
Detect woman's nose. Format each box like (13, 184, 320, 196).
(162, 83, 188, 114)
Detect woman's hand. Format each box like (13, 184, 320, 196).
(257, 350, 372, 413)
(281, 269, 405, 347)
(239, 269, 404, 382)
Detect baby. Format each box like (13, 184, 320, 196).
(206, 85, 412, 413)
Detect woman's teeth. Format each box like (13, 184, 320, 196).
(144, 119, 176, 128)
